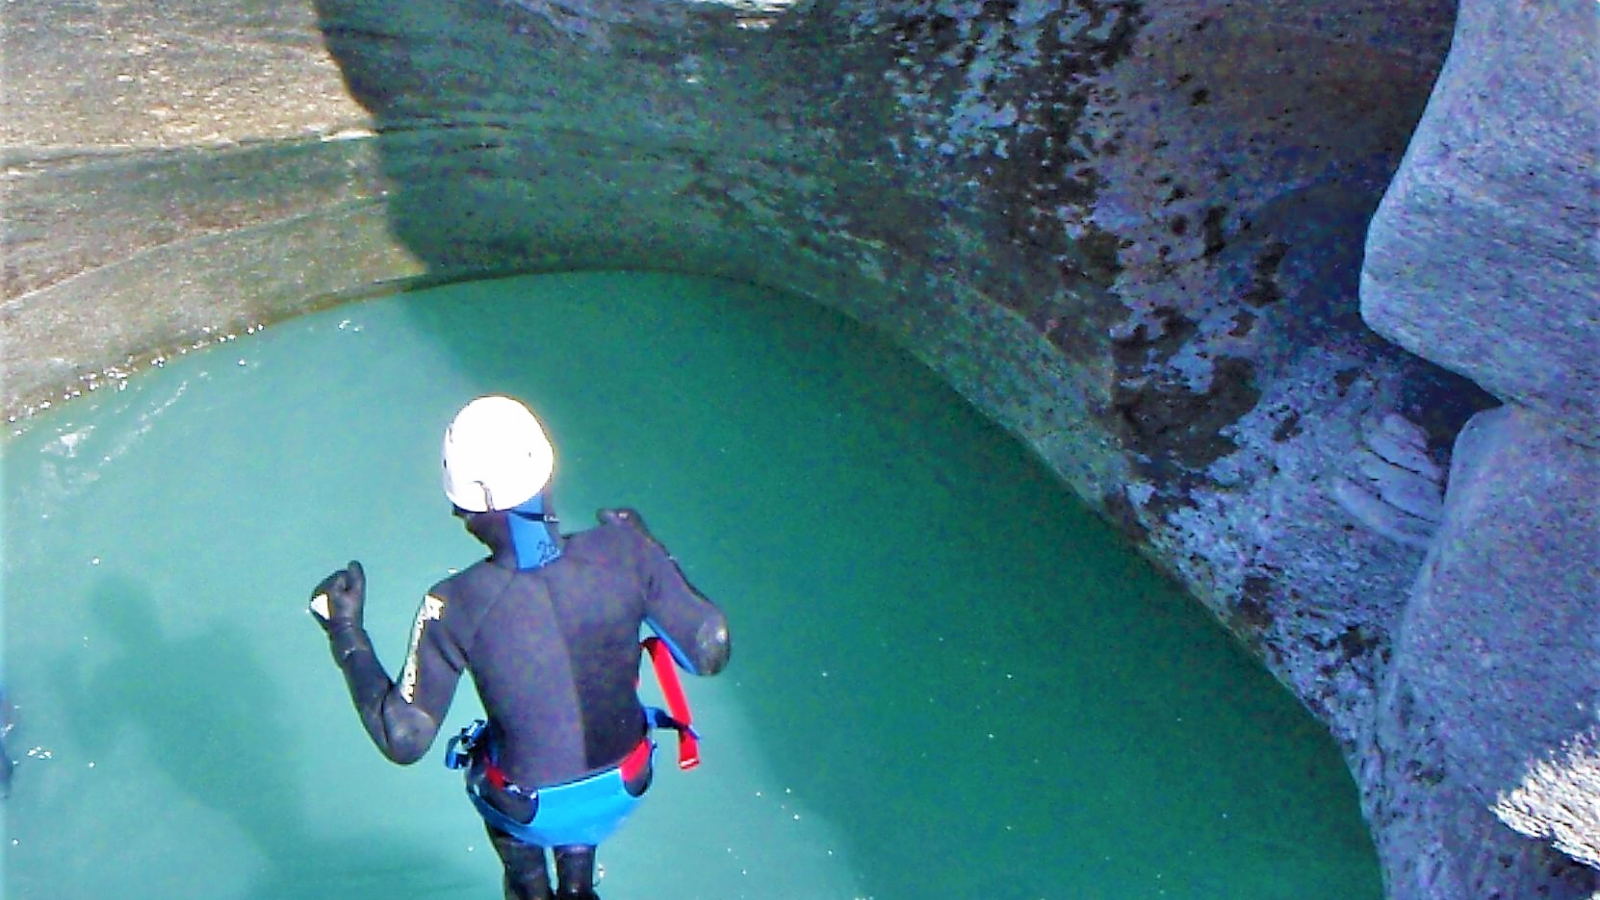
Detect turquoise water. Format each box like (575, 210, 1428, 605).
(2, 272, 1380, 899)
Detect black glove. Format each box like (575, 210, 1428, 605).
(309, 560, 366, 634)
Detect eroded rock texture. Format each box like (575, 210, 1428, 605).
(4, 0, 1594, 896)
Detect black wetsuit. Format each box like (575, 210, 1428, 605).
(323, 505, 729, 899)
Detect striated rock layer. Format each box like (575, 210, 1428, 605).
(4, 0, 1594, 895)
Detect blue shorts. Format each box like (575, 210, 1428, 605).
(465, 743, 653, 848)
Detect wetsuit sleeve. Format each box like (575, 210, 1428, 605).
(326, 590, 465, 765)
(625, 525, 731, 676)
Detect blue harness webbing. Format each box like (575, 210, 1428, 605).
(443, 641, 700, 847)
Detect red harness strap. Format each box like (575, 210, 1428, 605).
(485, 737, 654, 791)
(491, 636, 698, 790)
(485, 758, 510, 790)
(486, 736, 656, 791)
(617, 734, 654, 782)
(641, 636, 700, 770)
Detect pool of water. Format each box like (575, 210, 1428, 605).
(1, 271, 1380, 899)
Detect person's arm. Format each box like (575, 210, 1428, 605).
(308, 561, 462, 764)
(599, 509, 731, 675)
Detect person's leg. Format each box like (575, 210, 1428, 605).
(553, 845, 599, 899)
(486, 824, 553, 900)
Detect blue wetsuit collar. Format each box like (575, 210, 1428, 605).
(507, 493, 562, 571)
(463, 491, 563, 571)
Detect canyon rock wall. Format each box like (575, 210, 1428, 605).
(1360, 1, 1599, 895)
(5, 0, 1594, 895)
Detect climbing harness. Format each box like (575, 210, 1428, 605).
(640, 635, 699, 770)
(444, 635, 702, 845)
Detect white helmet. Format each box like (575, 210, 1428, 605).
(441, 395, 555, 513)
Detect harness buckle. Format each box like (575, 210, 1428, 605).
(444, 719, 487, 770)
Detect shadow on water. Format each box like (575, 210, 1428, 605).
(52, 575, 474, 899)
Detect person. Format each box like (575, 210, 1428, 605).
(308, 394, 731, 900)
